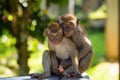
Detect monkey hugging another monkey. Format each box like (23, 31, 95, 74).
(29, 14, 94, 80)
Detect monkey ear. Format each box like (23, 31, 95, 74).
(56, 16, 61, 23)
(44, 28, 48, 36)
(55, 18, 59, 23)
(77, 18, 80, 25)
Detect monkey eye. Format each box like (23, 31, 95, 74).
(60, 23, 66, 27)
(68, 22, 75, 29)
(68, 22, 75, 26)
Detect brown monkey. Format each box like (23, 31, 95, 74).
(46, 22, 81, 77)
(30, 22, 81, 79)
(57, 14, 94, 73)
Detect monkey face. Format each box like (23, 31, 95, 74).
(60, 21, 76, 37)
(58, 14, 77, 37)
(48, 30, 63, 44)
(46, 22, 63, 44)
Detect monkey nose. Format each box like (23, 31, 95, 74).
(65, 27, 69, 32)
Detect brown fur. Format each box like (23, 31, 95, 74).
(47, 22, 81, 77)
(29, 22, 81, 79)
(58, 14, 94, 73)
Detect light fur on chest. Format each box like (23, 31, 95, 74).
(55, 43, 71, 60)
(50, 38, 75, 60)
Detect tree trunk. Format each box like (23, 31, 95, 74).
(15, 17, 30, 75)
(9, 0, 33, 75)
(16, 2, 33, 75)
(105, 0, 119, 61)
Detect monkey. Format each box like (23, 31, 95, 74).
(29, 22, 81, 80)
(46, 22, 81, 77)
(57, 14, 94, 73)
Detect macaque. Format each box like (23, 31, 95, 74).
(57, 14, 94, 73)
(46, 22, 81, 77)
(30, 22, 81, 79)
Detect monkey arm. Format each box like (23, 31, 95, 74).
(62, 49, 80, 77)
(78, 44, 92, 59)
(72, 28, 92, 59)
(71, 49, 79, 72)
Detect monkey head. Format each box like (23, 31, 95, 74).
(57, 14, 79, 37)
(45, 22, 63, 45)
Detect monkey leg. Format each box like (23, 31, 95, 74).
(60, 58, 72, 69)
(63, 65, 74, 77)
(63, 65, 82, 78)
(42, 50, 52, 78)
(49, 50, 59, 74)
(30, 50, 52, 79)
(78, 50, 93, 73)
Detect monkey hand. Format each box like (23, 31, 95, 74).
(63, 71, 71, 78)
(60, 59, 72, 69)
(73, 70, 82, 78)
(52, 65, 58, 74)
(58, 65, 64, 73)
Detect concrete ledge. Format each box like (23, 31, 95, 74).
(0, 76, 37, 80)
(0, 76, 90, 80)
(0, 72, 90, 80)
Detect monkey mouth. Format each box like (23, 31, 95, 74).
(64, 32, 73, 37)
(50, 38, 62, 45)
(52, 41, 61, 45)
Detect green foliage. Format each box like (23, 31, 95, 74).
(28, 40, 48, 73)
(0, 30, 16, 57)
(29, 51, 44, 73)
(28, 38, 39, 52)
(89, 4, 107, 19)
(33, 0, 42, 12)
(0, 30, 18, 77)
(88, 29, 105, 66)
(30, 11, 50, 43)
(0, 0, 50, 43)
(47, 0, 68, 7)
